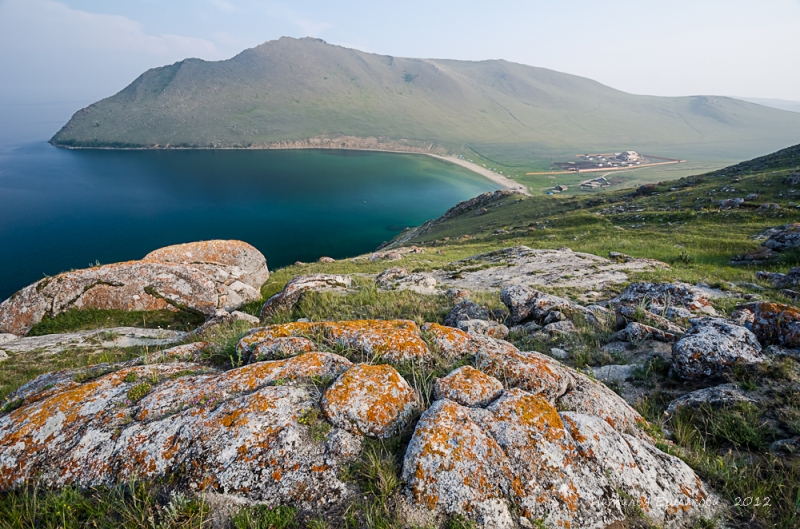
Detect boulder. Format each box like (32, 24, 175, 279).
(321, 364, 417, 438)
(763, 223, 800, 252)
(435, 246, 667, 295)
(672, 318, 764, 380)
(259, 274, 352, 318)
(0, 240, 269, 336)
(444, 299, 492, 327)
(318, 257, 335, 263)
(0, 327, 187, 357)
(403, 390, 713, 528)
(0, 352, 360, 509)
(665, 384, 755, 416)
(433, 366, 504, 407)
(615, 304, 686, 334)
(142, 240, 269, 291)
(756, 267, 800, 289)
(752, 302, 800, 347)
(375, 267, 409, 288)
(540, 320, 579, 336)
(610, 322, 679, 344)
(732, 246, 778, 264)
(500, 284, 576, 324)
(395, 273, 437, 294)
(455, 319, 510, 340)
(0, 334, 18, 345)
(610, 282, 717, 316)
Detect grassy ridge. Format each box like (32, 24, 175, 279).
(51, 37, 800, 171)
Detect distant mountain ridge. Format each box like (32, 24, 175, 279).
(51, 37, 800, 165)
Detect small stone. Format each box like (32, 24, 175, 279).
(549, 347, 568, 360)
(318, 256, 335, 263)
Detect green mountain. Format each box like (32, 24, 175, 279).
(51, 37, 800, 166)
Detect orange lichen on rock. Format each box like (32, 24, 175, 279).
(0, 353, 359, 510)
(433, 366, 503, 408)
(325, 320, 430, 362)
(321, 364, 417, 438)
(421, 322, 474, 359)
(0, 240, 269, 335)
(401, 399, 514, 520)
(240, 319, 431, 363)
(752, 301, 800, 346)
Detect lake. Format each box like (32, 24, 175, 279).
(0, 143, 496, 300)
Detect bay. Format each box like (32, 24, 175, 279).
(0, 143, 496, 300)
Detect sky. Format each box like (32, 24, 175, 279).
(1, 0, 799, 144)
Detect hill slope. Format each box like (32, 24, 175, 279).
(52, 37, 800, 165)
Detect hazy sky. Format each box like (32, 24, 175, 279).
(1, 0, 799, 143)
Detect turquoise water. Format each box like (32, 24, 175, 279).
(0, 143, 496, 300)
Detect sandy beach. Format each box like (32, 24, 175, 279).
(427, 154, 531, 195)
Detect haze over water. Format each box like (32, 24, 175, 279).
(0, 143, 496, 300)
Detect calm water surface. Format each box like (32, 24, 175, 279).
(0, 143, 495, 300)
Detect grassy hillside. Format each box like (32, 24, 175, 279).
(51, 37, 800, 170)
(5, 145, 800, 528)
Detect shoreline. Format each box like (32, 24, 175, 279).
(53, 141, 532, 195)
(425, 153, 531, 195)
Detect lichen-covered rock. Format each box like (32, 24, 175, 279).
(433, 366, 504, 407)
(539, 320, 579, 337)
(665, 383, 755, 416)
(321, 364, 417, 438)
(672, 317, 764, 380)
(401, 399, 516, 526)
(239, 320, 431, 363)
(611, 282, 717, 316)
(444, 299, 492, 327)
(558, 370, 648, 438)
(474, 338, 574, 402)
(0, 240, 268, 336)
(403, 391, 712, 528)
(0, 354, 360, 509)
(376, 268, 437, 294)
(455, 319, 509, 340)
(611, 322, 679, 343)
(561, 412, 715, 527)
(420, 322, 474, 359)
(375, 268, 408, 289)
(324, 320, 430, 362)
(250, 337, 317, 361)
(763, 223, 800, 252)
(752, 302, 800, 347)
(0, 327, 188, 357)
(259, 274, 352, 318)
(615, 304, 686, 334)
(143, 240, 269, 290)
(500, 284, 577, 324)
